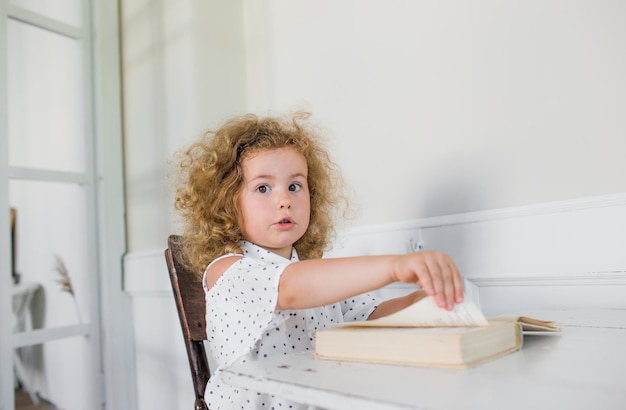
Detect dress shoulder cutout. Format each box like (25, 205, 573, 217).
(203, 253, 242, 291)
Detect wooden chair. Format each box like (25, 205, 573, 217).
(164, 235, 211, 410)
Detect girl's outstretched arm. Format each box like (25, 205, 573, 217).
(277, 252, 464, 312)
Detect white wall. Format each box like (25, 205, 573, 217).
(123, 0, 626, 253)
(120, 1, 626, 409)
(122, 0, 248, 252)
(245, 0, 626, 225)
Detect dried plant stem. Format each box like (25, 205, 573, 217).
(53, 254, 83, 323)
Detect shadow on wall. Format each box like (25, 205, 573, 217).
(415, 157, 495, 265)
(418, 152, 494, 219)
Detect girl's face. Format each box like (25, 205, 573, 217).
(239, 147, 311, 259)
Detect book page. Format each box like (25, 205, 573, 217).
(343, 295, 489, 328)
(490, 316, 561, 332)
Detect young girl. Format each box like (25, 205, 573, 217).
(173, 111, 464, 409)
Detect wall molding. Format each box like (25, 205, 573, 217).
(469, 271, 626, 287)
(342, 193, 626, 235)
(123, 249, 171, 295)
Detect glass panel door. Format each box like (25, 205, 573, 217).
(1, 1, 102, 409)
(8, 18, 86, 173)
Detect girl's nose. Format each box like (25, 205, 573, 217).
(278, 196, 291, 209)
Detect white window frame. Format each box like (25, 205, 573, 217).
(0, 1, 134, 408)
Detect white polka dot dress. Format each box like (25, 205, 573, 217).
(202, 241, 381, 409)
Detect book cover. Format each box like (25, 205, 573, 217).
(315, 296, 558, 368)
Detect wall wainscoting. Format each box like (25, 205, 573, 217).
(125, 192, 626, 310)
(324, 193, 626, 315)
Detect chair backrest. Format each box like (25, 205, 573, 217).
(164, 234, 211, 410)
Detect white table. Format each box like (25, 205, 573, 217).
(221, 309, 626, 410)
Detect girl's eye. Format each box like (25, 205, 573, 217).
(289, 183, 302, 192)
(257, 185, 270, 194)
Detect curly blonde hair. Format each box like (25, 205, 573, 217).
(172, 111, 348, 275)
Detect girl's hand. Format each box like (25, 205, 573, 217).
(392, 252, 464, 310)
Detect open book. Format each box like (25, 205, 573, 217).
(314, 296, 560, 368)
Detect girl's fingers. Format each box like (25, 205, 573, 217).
(424, 255, 446, 308)
(440, 259, 455, 310)
(399, 252, 464, 310)
(450, 260, 465, 303)
(413, 261, 434, 297)
(425, 253, 463, 310)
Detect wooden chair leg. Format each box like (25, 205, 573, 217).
(194, 397, 209, 410)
